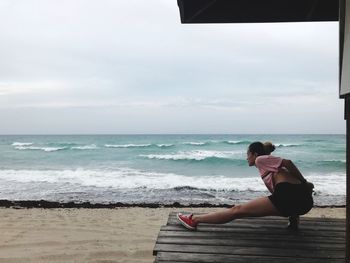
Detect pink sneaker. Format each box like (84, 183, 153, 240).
(177, 213, 198, 230)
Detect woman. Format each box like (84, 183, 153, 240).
(177, 141, 314, 230)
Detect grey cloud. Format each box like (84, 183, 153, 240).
(0, 0, 344, 134)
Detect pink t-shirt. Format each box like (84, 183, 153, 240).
(255, 155, 283, 193)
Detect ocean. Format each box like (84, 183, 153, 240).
(0, 134, 345, 206)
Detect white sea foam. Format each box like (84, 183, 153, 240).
(12, 142, 33, 146)
(0, 169, 345, 196)
(227, 141, 243, 144)
(156, 144, 174, 148)
(275, 143, 301, 147)
(0, 168, 265, 191)
(140, 150, 243, 161)
(323, 159, 346, 163)
(71, 144, 98, 150)
(183, 142, 206, 146)
(306, 173, 346, 195)
(105, 144, 151, 148)
(14, 146, 66, 152)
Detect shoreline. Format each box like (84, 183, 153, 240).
(0, 199, 345, 209)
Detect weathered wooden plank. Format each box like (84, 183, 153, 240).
(169, 212, 346, 224)
(168, 214, 346, 228)
(153, 243, 344, 259)
(157, 230, 346, 244)
(167, 217, 345, 232)
(167, 218, 346, 231)
(160, 225, 346, 238)
(154, 260, 192, 263)
(168, 214, 345, 225)
(154, 252, 344, 263)
(154, 213, 346, 262)
(163, 219, 345, 231)
(155, 237, 345, 250)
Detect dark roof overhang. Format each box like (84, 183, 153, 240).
(177, 0, 339, 23)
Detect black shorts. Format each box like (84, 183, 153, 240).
(268, 182, 313, 217)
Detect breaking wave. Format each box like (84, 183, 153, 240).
(0, 169, 344, 196)
(182, 142, 208, 146)
(140, 150, 246, 164)
(12, 142, 33, 146)
(14, 146, 67, 152)
(224, 140, 251, 145)
(71, 144, 98, 150)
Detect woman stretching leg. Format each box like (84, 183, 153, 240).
(177, 142, 314, 230)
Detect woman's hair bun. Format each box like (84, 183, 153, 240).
(263, 141, 275, 155)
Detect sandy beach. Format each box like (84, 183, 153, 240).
(0, 207, 345, 263)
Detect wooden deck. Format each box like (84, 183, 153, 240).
(153, 212, 345, 263)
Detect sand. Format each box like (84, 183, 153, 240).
(0, 207, 345, 263)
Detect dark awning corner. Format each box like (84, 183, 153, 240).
(177, 0, 339, 23)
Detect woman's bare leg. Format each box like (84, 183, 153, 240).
(192, 197, 280, 224)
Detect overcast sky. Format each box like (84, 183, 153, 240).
(0, 0, 344, 134)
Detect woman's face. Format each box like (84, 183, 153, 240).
(246, 150, 257, 166)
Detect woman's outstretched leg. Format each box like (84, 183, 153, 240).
(194, 197, 279, 224)
(177, 197, 280, 229)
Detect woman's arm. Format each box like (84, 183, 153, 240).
(281, 159, 307, 183)
(281, 159, 314, 192)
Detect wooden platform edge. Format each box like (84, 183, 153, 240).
(153, 212, 346, 261)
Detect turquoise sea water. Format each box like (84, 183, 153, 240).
(0, 134, 345, 206)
